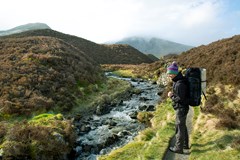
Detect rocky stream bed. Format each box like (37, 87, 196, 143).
(74, 73, 163, 160)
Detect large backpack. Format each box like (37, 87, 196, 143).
(185, 68, 207, 106)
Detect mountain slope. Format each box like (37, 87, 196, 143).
(1, 29, 154, 64)
(146, 54, 159, 61)
(0, 23, 50, 36)
(0, 36, 104, 115)
(103, 44, 155, 64)
(177, 35, 240, 85)
(115, 37, 193, 58)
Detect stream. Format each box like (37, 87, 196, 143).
(74, 73, 163, 160)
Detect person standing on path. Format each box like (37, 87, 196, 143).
(167, 61, 190, 154)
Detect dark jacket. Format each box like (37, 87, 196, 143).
(171, 72, 189, 110)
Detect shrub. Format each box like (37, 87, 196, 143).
(137, 112, 154, 126)
(0, 114, 76, 160)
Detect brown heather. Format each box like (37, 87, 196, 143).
(0, 36, 104, 115)
(0, 116, 76, 160)
(177, 35, 240, 86)
(2, 29, 154, 64)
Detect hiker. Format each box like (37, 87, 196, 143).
(167, 61, 189, 154)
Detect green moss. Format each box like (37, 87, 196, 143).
(29, 113, 62, 126)
(0, 113, 11, 121)
(31, 113, 55, 120)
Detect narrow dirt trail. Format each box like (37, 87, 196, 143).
(163, 107, 194, 160)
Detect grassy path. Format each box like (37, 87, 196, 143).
(163, 107, 194, 160)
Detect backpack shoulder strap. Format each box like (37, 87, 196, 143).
(202, 91, 207, 100)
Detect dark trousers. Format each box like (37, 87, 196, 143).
(175, 108, 189, 150)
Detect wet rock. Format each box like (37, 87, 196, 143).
(80, 125, 91, 133)
(129, 111, 138, 119)
(75, 146, 82, 155)
(139, 105, 148, 111)
(90, 145, 100, 154)
(74, 114, 82, 121)
(86, 154, 97, 160)
(117, 130, 132, 137)
(104, 119, 117, 127)
(131, 78, 138, 82)
(157, 88, 165, 96)
(131, 88, 142, 95)
(82, 144, 92, 153)
(146, 105, 155, 111)
(100, 148, 110, 155)
(151, 81, 157, 85)
(139, 97, 150, 101)
(105, 134, 119, 146)
(118, 100, 124, 105)
(125, 123, 140, 131)
(96, 105, 112, 115)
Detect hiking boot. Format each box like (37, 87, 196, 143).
(169, 147, 183, 154)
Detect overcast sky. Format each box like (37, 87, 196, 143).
(1, 0, 240, 46)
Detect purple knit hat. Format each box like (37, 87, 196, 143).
(167, 61, 179, 75)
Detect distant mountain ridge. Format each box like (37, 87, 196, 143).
(0, 23, 51, 36)
(114, 37, 193, 58)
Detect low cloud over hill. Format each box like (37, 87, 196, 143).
(114, 37, 193, 58)
(0, 23, 50, 36)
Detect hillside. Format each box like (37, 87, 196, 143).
(110, 34, 240, 86)
(0, 36, 104, 115)
(146, 54, 159, 61)
(114, 37, 193, 58)
(177, 35, 240, 85)
(0, 23, 50, 36)
(103, 44, 155, 64)
(1, 29, 154, 64)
